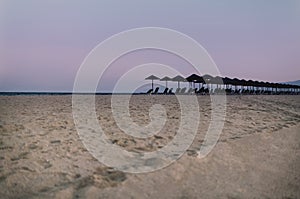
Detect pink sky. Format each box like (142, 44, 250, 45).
(0, 0, 300, 91)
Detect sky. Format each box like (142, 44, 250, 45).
(0, 0, 300, 92)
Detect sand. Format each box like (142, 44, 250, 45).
(0, 95, 299, 198)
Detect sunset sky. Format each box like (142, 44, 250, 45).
(0, 0, 300, 92)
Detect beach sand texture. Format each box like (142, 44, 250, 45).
(0, 95, 299, 198)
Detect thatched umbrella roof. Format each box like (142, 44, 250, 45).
(211, 76, 223, 85)
(202, 74, 214, 84)
(145, 75, 160, 90)
(160, 76, 172, 88)
(186, 74, 204, 88)
(186, 74, 202, 82)
(172, 75, 187, 88)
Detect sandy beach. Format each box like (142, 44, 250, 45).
(0, 95, 299, 198)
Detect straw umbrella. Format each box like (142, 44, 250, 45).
(255, 81, 261, 92)
(172, 75, 187, 88)
(247, 80, 255, 91)
(238, 79, 247, 90)
(160, 76, 172, 88)
(145, 75, 160, 90)
(202, 74, 213, 90)
(212, 76, 223, 89)
(232, 78, 241, 91)
(222, 77, 233, 89)
(186, 74, 203, 88)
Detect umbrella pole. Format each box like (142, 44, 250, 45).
(178, 81, 180, 88)
(152, 80, 154, 90)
